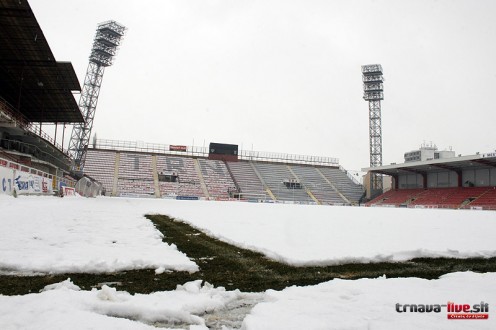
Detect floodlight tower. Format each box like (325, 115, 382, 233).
(362, 64, 384, 193)
(68, 20, 126, 172)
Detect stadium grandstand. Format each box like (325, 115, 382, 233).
(363, 150, 496, 210)
(3, 0, 494, 212)
(0, 0, 84, 196)
(83, 139, 365, 205)
(0, 0, 363, 203)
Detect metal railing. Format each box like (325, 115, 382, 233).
(1, 138, 70, 169)
(93, 138, 340, 167)
(0, 97, 69, 156)
(239, 150, 339, 166)
(94, 139, 209, 157)
(339, 166, 363, 186)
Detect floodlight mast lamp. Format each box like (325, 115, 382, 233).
(362, 64, 384, 193)
(68, 21, 126, 172)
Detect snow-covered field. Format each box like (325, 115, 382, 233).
(0, 278, 263, 330)
(244, 271, 495, 330)
(0, 273, 494, 329)
(2, 196, 495, 274)
(1, 195, 495, 329)
(159, 199, 496, 266)
(0, 196, 197, 275)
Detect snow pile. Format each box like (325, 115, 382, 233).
(243, 272, 496, 330)
(42, 278, 81, 292)
(0, 196, 198, 275)
(0, 273, 493, 329)
(0, 279, 259, 330)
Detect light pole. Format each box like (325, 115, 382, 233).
(362, 64, 384, 195)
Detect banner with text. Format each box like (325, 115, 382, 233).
(13, 171, 53, 195)
(0, 166, 14, 195)
(170, 145, 187, 152)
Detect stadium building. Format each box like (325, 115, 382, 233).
(363, 150, 496, 210)
(83, 139, 364, 205)
(0, 0, 363, 203)
(403, 142, 455, 163)
(2, 0, 495, 211)
(0, 0, 82, 196)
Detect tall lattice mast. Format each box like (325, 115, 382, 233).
(362, 64, 384, 193)
(69, 20, 126, 171)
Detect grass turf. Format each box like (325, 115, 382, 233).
(1, 214, 495, 295)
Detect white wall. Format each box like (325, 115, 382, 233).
(0, 166, 14, 195)
(1, 160, 54, 196)
(397, 167, 495, 190)
(427, 171, 458, 188)
(463, 169, 492, 187)
(475, 169, 490, 186)
(13, 171, 53, 195)
(399, 174, 423, 188)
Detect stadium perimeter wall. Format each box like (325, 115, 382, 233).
(0, 157, 75, 196)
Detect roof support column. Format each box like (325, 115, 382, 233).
(392, 174, 399, 190)
(456, 170, 463, 187)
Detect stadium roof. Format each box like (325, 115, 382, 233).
(362, 152, 496, 176)
(0, 0, 83, 123)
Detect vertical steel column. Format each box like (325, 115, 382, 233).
(68, 62, 105, 170)
(369, 99, 383, 190)
(362, 64, 384, 193)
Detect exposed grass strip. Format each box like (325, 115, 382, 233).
(0, 214, 495, 295)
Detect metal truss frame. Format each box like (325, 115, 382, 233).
(362, 64, 384, 192)
(68, 20, 125, 171)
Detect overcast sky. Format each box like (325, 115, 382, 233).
(29, 0, 496, 172)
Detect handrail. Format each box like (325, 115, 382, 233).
(94, 138, 340, 167)
(0, 97, 69, 157)
(0, 138, 70, 168)
(339, 165, 363, 186)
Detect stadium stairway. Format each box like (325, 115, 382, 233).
(249, 161, 277, 201)
(466, 187, 496, 209)
(151, 155, 161, 198)
(197, 159, 235, 199)
(224, 160, 241, 195)
(288, 165, 338, 205)
(287, 165, 320, 204)
(193, 158, 210, 199)
(319, 167, 363, 204)
(254, 162, 313, 203)
(117, 152, 155, 196)
(366, 189, 425, 207)
(112, 152, 120, 196)
(156, 155, 204, 198)
(315, 167, 350, 204)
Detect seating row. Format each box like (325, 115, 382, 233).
(83, 149, 365, 203)
(368, 187, 496, 209)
